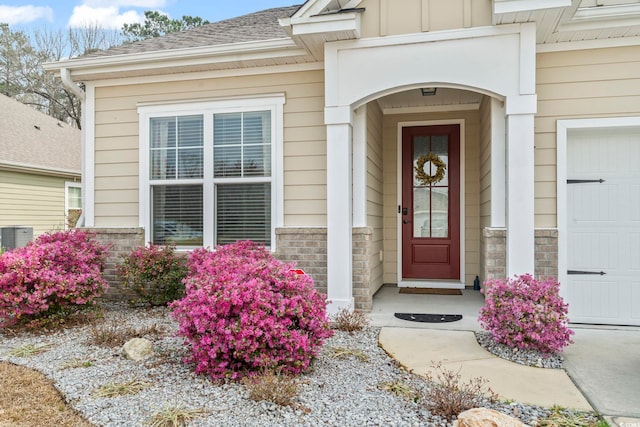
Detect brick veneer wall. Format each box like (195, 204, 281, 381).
(535, 229, 558, 279)
(89, 226, 378, 308)
(352, 227, 374, 311)
(480, 227, 559, 283)
(275, 227, 328, 295)
(84, 227, 144, 301)
(481, 228, 507, 282)
(275, 227, 375, 311)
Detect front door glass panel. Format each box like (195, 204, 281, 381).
(412, 135, 450, 238)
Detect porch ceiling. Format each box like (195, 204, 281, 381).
(495, 0, 640, 45)
(375, 88, 483, 113)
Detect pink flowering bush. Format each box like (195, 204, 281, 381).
(117, 244, 187, 306)
(170, 241, 333, 380)
(479, 274, 574, 353)
(0, 229, 108, 326)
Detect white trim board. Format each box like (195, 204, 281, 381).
(396, 119, 466, 287)
(89, 62, 325, 88)
(84, 84, 96, 227)
(398, 280, 465, 290)
(537, 36, 640, 53)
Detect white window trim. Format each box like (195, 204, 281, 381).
(138, 94, 285, 251)
(65, 181, 82, 229)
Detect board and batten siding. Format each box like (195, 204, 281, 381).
(382, 110, 481, 286)
(535, 45, 640, 228)
(359, 0, 492, 38)
(93, 69, 326, 228)
(366, 101, 384, 295)
(0, 170, 71, 238)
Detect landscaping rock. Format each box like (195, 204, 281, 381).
(454, 408, 528, 427)
(122, 338, 154, 361)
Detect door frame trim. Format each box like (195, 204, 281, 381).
(557, 116, 640, 303)
(397, 119, 466, 287)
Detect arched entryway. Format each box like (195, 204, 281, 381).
(323, 24, 538, 313)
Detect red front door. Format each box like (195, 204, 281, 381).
(402, 125, 460, 279)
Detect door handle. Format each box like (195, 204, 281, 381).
(402, 219, 411, 224)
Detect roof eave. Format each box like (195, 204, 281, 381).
(0, 161, 81, 179)
(493, 0, 572, 15)
(280, 8, 362, 60)
(44, 38, 308, 80)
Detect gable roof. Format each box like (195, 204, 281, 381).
(87, 5, 302, 59)
(0, 95, 81, 177)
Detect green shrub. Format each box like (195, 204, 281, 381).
(117, 244, 187, 306)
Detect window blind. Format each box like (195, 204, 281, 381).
(216, 183, 271, 245)
(152, 185, 203, 246)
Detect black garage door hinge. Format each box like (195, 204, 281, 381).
(567, 270, 607, 275)
(567, 179, 605, 184)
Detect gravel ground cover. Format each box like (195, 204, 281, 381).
(475, 331, 565, 369)
(0, 304, 572, 427)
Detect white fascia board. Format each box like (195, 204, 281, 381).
(0, 161, 80, 178)
(291, 12, 359, 37)
(291, 0, 363, 19)
(88, 62, 325, 88)
(292, 0, 329, 18)
(43, 38, 304, 77)
(573, 3, 640, 20)
(494, 0, 571, 14)
(557, 16, 640, 31)
(537, 35, 640, 52)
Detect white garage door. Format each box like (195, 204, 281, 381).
(566, 127, 640, 326)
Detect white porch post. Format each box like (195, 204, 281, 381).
(352, 106, 367, 227)
(325, 106, 354, 315)
(490, 98, 506, 228)
(505, 110, 536, 275)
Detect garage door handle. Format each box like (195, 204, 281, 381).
(567, 270, 607, 275)
(567, 179, 605, 184)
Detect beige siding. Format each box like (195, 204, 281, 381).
(535, 45, 640, 228)
(0, 170, 73, 239)
(382, 110, 481, 286)
(93, 69, 326, 227)
(479, 96, 492, 229)
(360, 0, 492, 38)
(366, 102, 384, 295)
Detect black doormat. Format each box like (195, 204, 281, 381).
(394, 313, 463, 323)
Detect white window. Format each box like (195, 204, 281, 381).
(65, 182, 82, 228)
(138, 95, 284, 249)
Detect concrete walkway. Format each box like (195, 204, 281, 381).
(563, 327, 640, 427)
(378, 327, 593, 410)
(372, 286, 640, 426)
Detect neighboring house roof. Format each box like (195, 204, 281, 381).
(0, 95, 81, 177)
(87, 5, 302, 59)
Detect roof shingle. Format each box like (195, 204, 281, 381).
(0, 95, 81, 174)
(86, 5, 301, 59)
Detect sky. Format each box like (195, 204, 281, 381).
(0, 0, 299, 32)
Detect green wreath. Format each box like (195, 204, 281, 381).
(415, 152, 446, 185)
